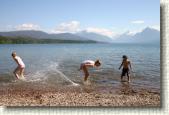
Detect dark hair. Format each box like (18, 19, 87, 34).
(122, 55, 127, 59)
(95, 60, 101, 66)
(12, 51, 16, 57)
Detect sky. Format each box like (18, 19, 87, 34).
(0, 0, 160, 38)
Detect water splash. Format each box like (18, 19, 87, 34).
(25, 62, 79, 86)
(48, 62, 79, 86)
(54, 69, 79, 86)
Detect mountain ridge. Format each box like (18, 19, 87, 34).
(113, 27, 160, 43)
(0, 27, 160, 43)
(0, 30, 89, 41)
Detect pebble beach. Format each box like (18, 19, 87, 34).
(0, 80, 160, 106)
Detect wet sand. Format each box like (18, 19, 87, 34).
(0, 80, 160, 106)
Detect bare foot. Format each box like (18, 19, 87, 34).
(19, 76, 26, 80)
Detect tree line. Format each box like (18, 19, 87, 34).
(0, 36, 96, 44)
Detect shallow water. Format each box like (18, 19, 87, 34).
(0, 43, 160, 91)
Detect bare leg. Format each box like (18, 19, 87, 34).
(121, 69, 124, 81)
(121, 75, 123, 81)
(19, 68, 25, 79)
(13, 67, 20, 79)
(127, 72, 131, 82)
(121, 72, 124, 81)
(83, 65, 89, 81)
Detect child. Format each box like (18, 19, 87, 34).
(119, 55, 132, 82)
(79, 60, 101, 82)
(12, 52, 25, 80)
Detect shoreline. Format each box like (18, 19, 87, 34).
(0, 81, 160, 106)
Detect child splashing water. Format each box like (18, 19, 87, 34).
(79, 60, 101, 82)
(12, 52, 25, 80)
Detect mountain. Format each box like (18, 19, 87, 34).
(0, 27, 160, 44)
(0, 30, 49, 39)
(0, 30, 90, 41)
(113, 31, 133, 43)
(133, 27, 160, 43)
(113, 27, 160, 44)
(50, 33, 89, 41)
(76, 31, 113, 42)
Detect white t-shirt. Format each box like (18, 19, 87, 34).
(15, 56, 25, 68)
(82, 60, 95, 66)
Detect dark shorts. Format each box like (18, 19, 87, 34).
(121, 68, 129, 76)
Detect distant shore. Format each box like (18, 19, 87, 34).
(0, 81, 160, 106)
(0, 36, 97, 44)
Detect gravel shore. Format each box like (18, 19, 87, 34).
(0, 81, 160, 106)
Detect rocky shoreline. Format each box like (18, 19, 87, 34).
(0, 81, 160, 106)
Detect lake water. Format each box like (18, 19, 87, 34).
(0, 43, 160, 91)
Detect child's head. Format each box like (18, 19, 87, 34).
(12, 51, 17, 57)
(95, 60, 101, 67)
(122, 55, 127, 60)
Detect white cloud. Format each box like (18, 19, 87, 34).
(86, 27, 116, 38)
(126, 29, 143, 36)
(15, 23, 40, 30)
(51, 21, 80, 33)
(51, 21, 117, 38)
(131, 20, 145, 24)
(150, 25, 160, 31)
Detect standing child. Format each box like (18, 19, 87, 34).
(79, 60, 101, 82)
(12, 52, 25, 80)
(119, 55, 132, 82)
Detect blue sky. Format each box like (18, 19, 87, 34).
(0, 0, 160, 37)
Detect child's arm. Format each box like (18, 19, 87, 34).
(129, 61, 132, 70)
(119, 62, 123, 70)
(78, 64, 83, 71)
